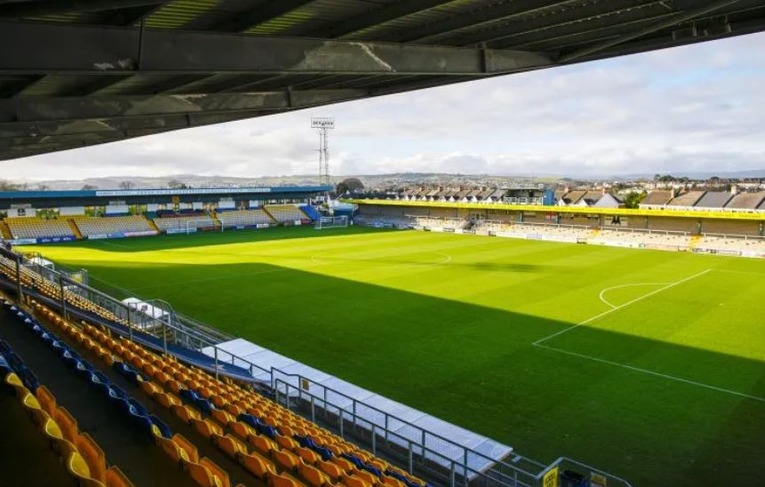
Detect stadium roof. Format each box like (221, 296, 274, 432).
(1, 0, 763, 162)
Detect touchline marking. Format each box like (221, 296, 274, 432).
(533, 342, 765, 403)
(598, 283, 668, 309)
(533, 268, 712, 346)
(712, 268, 765, 277)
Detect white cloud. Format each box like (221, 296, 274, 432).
(5, 32, 765, 181)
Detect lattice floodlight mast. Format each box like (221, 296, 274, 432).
(311, 117, 334, 192)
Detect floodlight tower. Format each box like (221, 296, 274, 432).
(311, 117, 335, 192)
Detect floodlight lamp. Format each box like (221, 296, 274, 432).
(311, 117, 335, 129)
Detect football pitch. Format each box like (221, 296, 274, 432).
(29, 227, 765, 486)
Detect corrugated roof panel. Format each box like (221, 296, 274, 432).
(247, 0, 387, 36)
(145, 0, 225, 29)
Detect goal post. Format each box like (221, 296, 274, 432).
(315, 215, 349, 230)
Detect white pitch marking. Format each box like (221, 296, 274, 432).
(598, 283, 668, 309)
(533, 268, 712, 346)
(712, 268, 765, 277)
(533, 342, 765, 403)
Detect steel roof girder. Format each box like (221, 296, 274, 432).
(0, 21, 551, 76)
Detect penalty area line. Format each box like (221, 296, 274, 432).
(533, 342, 765, 404)
(533, 268, 712, 346)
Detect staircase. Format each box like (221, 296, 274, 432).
(144, 216, 160, 233)
(66, 219, 83, 239)
(0, 221, 12, 239)
(588, 228, 601, 239)
(261, 206, 278, 224)
(689, 235, 703, 249)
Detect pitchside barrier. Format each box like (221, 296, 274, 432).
(0, 246, 632, 487)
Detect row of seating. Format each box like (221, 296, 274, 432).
(217, 210, 274, 228)
(153, 216, 219, 232)
(74, 312, 427, 487)
(0, 301, 133, 487)
(72, 216, 157, 237)
(30, 301, 243, 487)
(5, 217, 75, 239)
(3, 258, 429, 487)
(264, 205, 310, 224)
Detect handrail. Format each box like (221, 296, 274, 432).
(274, 379, 539, 487)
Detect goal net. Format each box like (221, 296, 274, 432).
(315, 215, 349, 230)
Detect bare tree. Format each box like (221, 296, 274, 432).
(0, 180, 19, 191)
(167, 179, 189, 189)
(118, 181, 135, 190)
(81, 184, 98, 190)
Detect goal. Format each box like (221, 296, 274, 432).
(315, 216, 349, 230)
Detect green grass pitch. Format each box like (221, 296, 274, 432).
(28, 227, 765, 486)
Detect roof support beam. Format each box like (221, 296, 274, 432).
(397, 0, 582, 44)
(453, 0, 667, 47)
(0, 90, 367, 123)
(0, 0, 168, 18)
(0, 21, 552, 76)
(212, 0, 318, 32)
(306, 0, 456, 39)
(559, 0, 742, 62)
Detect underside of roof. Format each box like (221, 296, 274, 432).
(1, 0, 763, 161)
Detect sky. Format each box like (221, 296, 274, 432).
(6, 31, 765, 181)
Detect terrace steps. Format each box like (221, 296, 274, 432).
(261, 206, 276, 223)
(0, 221, 11, 239)
(146, 217, 160, 233)
(66, 219, 83, 239)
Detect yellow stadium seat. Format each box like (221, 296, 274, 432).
(248, 434, 277, 457)
(212, 433, 247, 459)
(300, 462, 332, 487)
(200, 457, 230, 487)
(186, 460, 215, 487)
(172, 404, 201, 424)
(35, 385, 56, 416)
(295, 447, 320, 465)
(54, 407, 79, 443)
(77, 433, 107, 483)
(330, 458, 354, 474)
(317, 461, 344, 483)
(211, 408, 235, 425)
(140, 380, 161, 397)
(230, 421, 255, 441)
(274, 449, 300, 472)
(174, 434, 200, 463)
(192, 418, 223, 439)
(271, 473, 306, 487)
(353, 470, 377, 486)
(156, 392, 181, 409)
(275, 435, 298, 451)
(380, 476, 405, 487)
(105, 466, 135, 487)
(241, 452, 277, 480)
(342, 475, 372, 487)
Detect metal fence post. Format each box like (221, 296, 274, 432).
(214, 346, 219, 380)
(408, 441, 414, 473)
(58, 274, 66, 319)
(371, 424, 376, 455)
(15, 254, 23, 301)
(339, 409, 344, 438)
(126, 305, 133, 341)
(163, 319, 168, 354)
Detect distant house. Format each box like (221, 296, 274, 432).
(573, 190, 604, 207)
(639, 190, 674, 209)
(592, 192, 624, 208)
(694, 191, 733, 210)
(486, 189, 506, 203)
(667, 191, 706, 209)
(725, 191, 765, 210)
